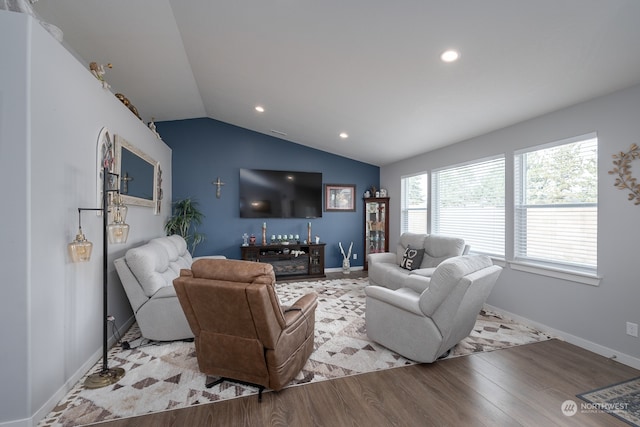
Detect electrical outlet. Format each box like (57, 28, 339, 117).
(353, 253, 357, 260)
(626, 322, 638, 337)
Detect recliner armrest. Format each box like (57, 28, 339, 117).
(284, 293, 318, 326)
(364, 286, 423, 316)
(368, 252, 397, 265)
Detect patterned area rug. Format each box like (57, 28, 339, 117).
(39, 277, 551, 427)
(577, 376, 640, 426)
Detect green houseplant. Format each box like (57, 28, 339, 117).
(164, 198, 205, 254)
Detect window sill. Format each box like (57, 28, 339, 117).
(508, 261, 601, 286)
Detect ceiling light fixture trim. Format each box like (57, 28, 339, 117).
(440, 49, 460, 63)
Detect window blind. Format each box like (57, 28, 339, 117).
(431, 156, 505, 257)
(514, 134, 598, 273)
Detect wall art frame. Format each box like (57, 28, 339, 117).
(324, 184, 356, 212)
(114, 134, 160, 212)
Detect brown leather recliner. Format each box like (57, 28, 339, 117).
(173, 258, 317, 400)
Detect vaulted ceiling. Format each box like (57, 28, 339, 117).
(33, 0, 640, 166)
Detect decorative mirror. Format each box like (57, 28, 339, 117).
(114, 135, 159, 210)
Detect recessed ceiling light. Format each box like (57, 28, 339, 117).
(440, 50, 460, 63)
(255, 105, 265, 113)
(339, 132, 349, 139)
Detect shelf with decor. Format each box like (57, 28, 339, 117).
(364, 197, 389, 270)
(240, 243, 326, 280)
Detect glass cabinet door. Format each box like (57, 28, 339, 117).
(364, 197, 389, 270)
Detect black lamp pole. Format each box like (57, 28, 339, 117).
(81, 167, 126, 388)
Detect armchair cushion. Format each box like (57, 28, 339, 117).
(125, 241, 173, 298)
(419, 255, 493, 317)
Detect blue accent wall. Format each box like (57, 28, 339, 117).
(157, 118, 379, 268)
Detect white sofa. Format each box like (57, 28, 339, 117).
(367, 232, 467, 292)
(115, 235, 225, 341)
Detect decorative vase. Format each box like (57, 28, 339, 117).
(342, 258, 351, 274)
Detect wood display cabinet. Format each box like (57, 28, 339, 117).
(364, 197, 389, 270)
(240, 243, 326, 280)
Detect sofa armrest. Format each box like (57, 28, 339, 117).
(364, 286, 423, 316)
(368, 252, 397, 265)
(114, 257, 149, 312)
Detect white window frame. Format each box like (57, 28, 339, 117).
(512, 133, 599, 285)
(401, 172, 429, 234)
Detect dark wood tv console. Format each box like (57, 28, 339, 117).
(240, 243, 325, 280)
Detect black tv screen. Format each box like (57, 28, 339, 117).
(239, 169, 323, 218)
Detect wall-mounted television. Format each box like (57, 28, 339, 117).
(239, 169, 323, 218)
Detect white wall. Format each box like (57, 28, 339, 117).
(381, 83, 640, 366)
(0, 11, 172, 426)
(0, 11, 31, 427)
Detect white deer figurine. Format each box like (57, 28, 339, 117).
(339, 241, 353, 274)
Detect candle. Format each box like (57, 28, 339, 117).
(263, 222, 266, 228)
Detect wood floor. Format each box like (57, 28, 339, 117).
(95, 339, 639, 427)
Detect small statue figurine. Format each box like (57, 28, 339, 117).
(339, 242, 353, 274)
(147, 118, 162, 139)
(89, 62, 112, 89)
(242, 233, 249, 246)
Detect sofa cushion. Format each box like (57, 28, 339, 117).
(151, 235, 192, 277)
(380, 265, 412, 290)
(399, 246, 425, 270)
(126, 241, 178, 298)
(420, 234, 466, 268)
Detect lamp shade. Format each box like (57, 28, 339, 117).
(109, 197, 128, 224)
(68, 229, 93, 262)
(107, 196, 129, 244)
(107, 222, 129, 244)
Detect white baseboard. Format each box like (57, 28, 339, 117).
(30, 315, 136, 427)
(484, 304, 640, 370)
(325, 266, 364, 273)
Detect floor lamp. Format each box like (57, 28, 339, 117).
(68, 167, 130, 388)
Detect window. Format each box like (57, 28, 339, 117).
(401, 173, 428, 234)
(432, 156, 505, 257)
(514, 134, 597, 274)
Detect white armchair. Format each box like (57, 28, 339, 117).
(365, 255, 502, 363)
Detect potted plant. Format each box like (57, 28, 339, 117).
(164, 198, 205, 254)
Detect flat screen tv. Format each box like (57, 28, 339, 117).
(239, 169, 323, 218)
